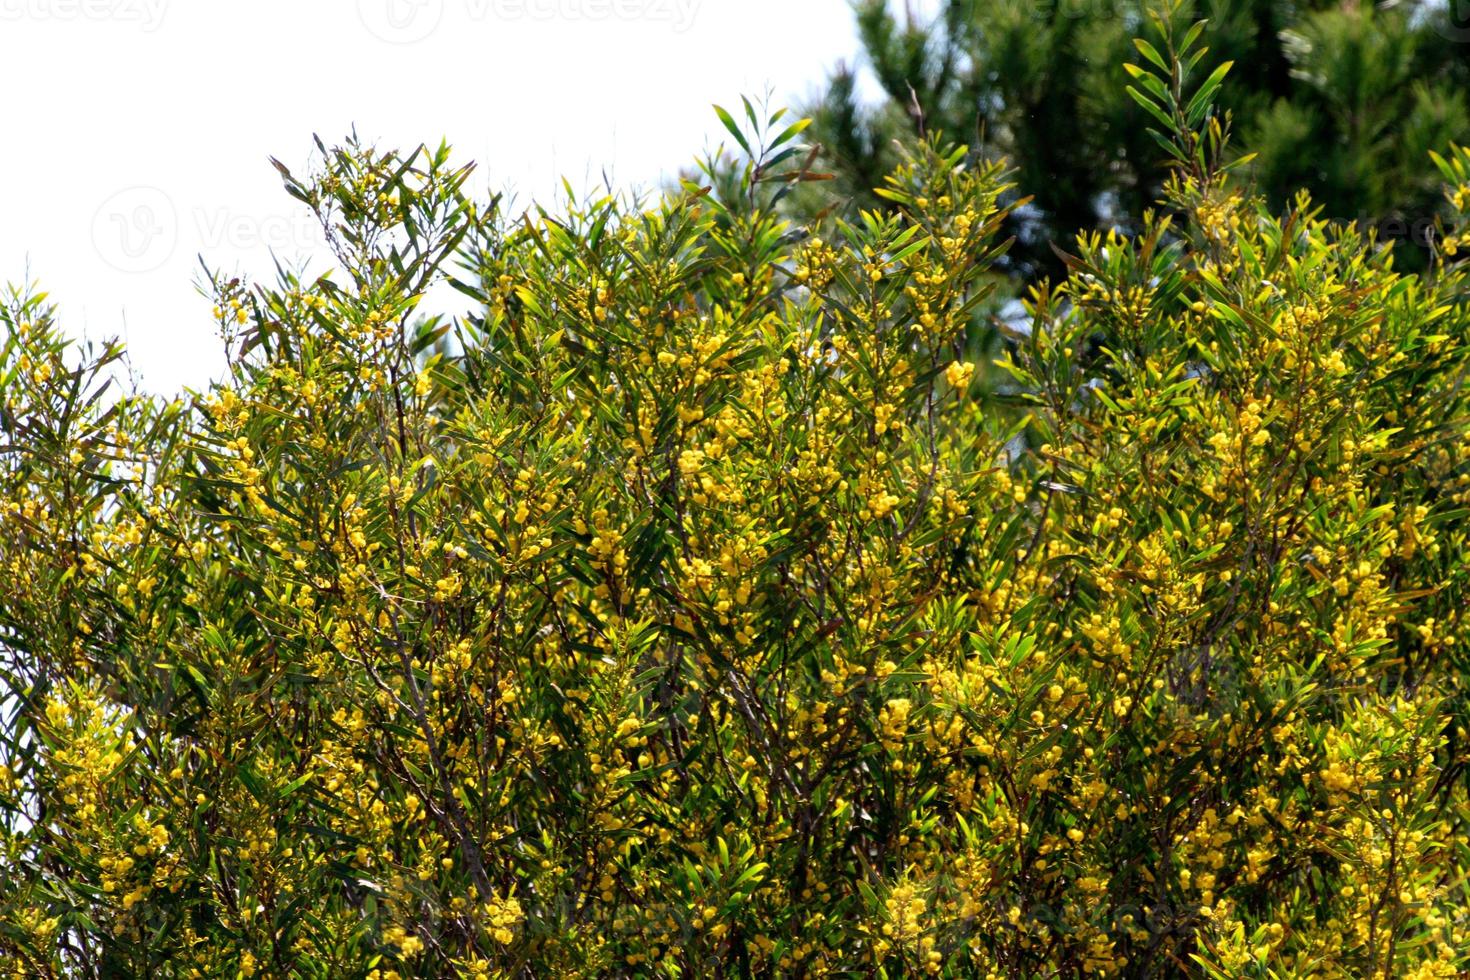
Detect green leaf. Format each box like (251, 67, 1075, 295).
(1127, 86, 1177, 131)
(713, 104, 753, 158)
(769, 117, 812, 151)
(279, 771, 314, 799)
(1185, 61, 1233, 126)
(1133, 38, 1168, 72)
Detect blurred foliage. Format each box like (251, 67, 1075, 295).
(802, 0, 1470, 280)
(3, 18, 1470, 977)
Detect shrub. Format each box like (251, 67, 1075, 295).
(3, 25, 1469, 978)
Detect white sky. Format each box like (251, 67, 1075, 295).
(0, 0, 927, 394)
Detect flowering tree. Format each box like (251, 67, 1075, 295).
(3, 19, 1469, 977)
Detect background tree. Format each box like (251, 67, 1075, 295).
(806, 0, 1470, 279)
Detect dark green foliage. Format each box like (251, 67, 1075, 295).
(804, 0, 1470, 278)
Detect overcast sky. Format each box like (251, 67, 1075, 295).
(0, 0, 917, 394)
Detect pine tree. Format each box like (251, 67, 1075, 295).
(806, 0, 1470, 278)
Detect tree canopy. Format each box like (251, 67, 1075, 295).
(3, 16, 1470, 978)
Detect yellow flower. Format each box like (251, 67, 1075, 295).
(944, 360, 975, 389)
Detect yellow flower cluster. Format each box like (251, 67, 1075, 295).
(2, 112, 1469, 979)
